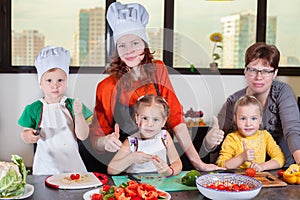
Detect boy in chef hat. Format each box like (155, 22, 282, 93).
(18, 46, 93, 175)
(106, 1, 149, 44)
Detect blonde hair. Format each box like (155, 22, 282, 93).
(134, 94, 169, 119)
(234, 95, 263, 116)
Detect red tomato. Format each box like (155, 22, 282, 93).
(70, 173, 80, 180)
(217, 184, 226, 191)
(239, 184, 250, 191)
(231, 184, 240, 192)
(277, 169, 285, 177)
(245, 168, 256, 177)
(91, 193, 104, 200)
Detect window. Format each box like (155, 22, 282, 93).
(1, 0, 300, 75)
(174, 0, 256, 69)
(267, 0, 300, 67)
(12, 0, 105, 67)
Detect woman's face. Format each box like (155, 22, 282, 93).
(244, 59, 278, 96)
(116, 34, 145, 68)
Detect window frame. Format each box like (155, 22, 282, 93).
(1, 0, 299, 76)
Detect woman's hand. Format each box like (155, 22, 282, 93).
(104, 124, 122, 152)
(204, 116, 224, 150)
(250, 162, 264, 172)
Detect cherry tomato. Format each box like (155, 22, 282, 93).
(217, 184, 226, 191)
(70, 173, 80, 180)
(245, 168, 256, 177)
(277, 169, 285, 177)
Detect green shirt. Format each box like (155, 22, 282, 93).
(18, 98, 93, 129)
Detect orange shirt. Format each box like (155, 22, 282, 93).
(90, 60, 185, 136)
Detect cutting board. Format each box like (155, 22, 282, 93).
(45, 172, 103, 189)
(112, 171, 198, 192)
(238, 172, 287, 187)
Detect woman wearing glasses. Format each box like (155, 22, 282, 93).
(202, 42, 300, 167)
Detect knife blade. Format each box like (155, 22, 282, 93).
(128, 174, 141, 183)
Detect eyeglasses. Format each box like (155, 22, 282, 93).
(245, 67, 275, 77)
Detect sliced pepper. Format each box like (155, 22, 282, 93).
(283, 164, 300, 184)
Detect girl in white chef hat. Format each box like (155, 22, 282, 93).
(18, 46, 93, 175)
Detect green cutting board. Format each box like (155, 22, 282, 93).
(112, 171, 198, 191)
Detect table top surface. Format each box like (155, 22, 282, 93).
(23, 170, 299, 200)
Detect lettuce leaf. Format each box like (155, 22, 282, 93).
(0, 155, 28, 198)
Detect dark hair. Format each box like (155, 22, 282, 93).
(134, 94, 170, 119)
(234, 95, 263, 117)
(106, 41, 156, 90)
(245, 42, 280, 70)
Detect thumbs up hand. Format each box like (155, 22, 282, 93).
(242, 141, 255, 162)
(105, 124, 122, 152)
(204, 116, 224, 150)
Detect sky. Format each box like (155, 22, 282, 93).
(12, 0, 300, 60)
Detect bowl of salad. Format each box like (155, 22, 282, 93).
(196, 173, 262, 200)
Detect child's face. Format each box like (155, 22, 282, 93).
(116, 34, 145, 68)
(136, 103, 167, 139)
(235, 104, 262, 137)
(40, 68, 67, 103)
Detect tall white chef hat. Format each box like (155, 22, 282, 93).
(106, 2, 149, 44)
(34, 46, 70, 83)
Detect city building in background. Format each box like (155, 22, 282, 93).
(72, 7, 106, 66)
(12, 30, 45, 66)
(221, 10, 276, 69)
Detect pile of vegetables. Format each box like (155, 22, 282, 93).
(282, 164, 300, 184)
(91, 180, 168, 200)
(0, 155, 28, 198)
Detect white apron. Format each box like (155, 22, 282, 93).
(126, 130, 167, 173)
(33, 96, 87, 175)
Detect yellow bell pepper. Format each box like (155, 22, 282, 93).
(283, 164, 300, 184)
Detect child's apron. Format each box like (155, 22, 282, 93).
(33, 96, 87, 175)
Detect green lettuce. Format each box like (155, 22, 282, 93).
(0, 155, 28, 198)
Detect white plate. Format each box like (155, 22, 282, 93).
(83, 188, 171, 200)
(0, 184, 34, 199)
(45, 172, 103, 190)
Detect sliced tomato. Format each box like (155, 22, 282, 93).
(217, 184, 225, 191)
(131, 196, 142, 200)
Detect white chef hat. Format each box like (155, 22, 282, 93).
(106, 2, 149, 44)
(34, 46, 70, 83)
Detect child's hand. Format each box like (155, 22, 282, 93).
(242, 141, 255, 162)
(22, 128, 40, 144)
(73, 99, 83, 116)
(133, 151, 153, 164)
(250, 162, 264, 172)
(152, 155, 170, 176)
